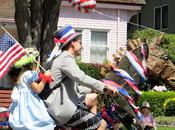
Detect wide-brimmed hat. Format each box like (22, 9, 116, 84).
(142, 101, 150, 109)
(54, 25, 81, 49)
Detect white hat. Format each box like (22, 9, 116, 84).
(142, 101, 150, 109)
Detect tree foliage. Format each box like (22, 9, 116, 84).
(129, 29, 175, 63)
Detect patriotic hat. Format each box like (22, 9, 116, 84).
(54, 25, 81, 49)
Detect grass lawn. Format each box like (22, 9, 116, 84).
(157, 126, 175, 130)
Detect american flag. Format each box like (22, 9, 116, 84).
(0, 32, 25, 79)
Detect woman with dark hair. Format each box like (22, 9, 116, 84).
(46, 25, 118, 130)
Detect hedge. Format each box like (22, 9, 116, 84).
(78, 62, 103, 80)
(137, 91, 175, 117)
(163, 97, 175, 116)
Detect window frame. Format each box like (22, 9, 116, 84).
(154, 5, 168, 30)
(137, 11, 142, 28)
(90, 30, 109, 64)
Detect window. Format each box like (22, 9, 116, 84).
(154, 5, 168, 30)
(137, 12, 142, 28)
(90, 31, 108, 64)
(162, 6, 168, 28)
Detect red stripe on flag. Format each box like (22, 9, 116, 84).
(0, 46, 25, 71)
(0, 47, 25, 72)
(83, 4, 96, 9)
(0, 43, 25, 78)
(0, 43, 21, 64)
(0, 52, 25, 79)
(0, 51, 3, 57)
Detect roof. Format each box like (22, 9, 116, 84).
(97, 0, 146, 5)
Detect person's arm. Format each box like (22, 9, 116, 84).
(61, 57, 105, 92)
(76, 85, 92, 94)
(26, 71, 51, 94)
(60, 56, 117, 94)
(31, 80, 46, 94)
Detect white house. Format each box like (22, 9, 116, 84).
(58, 0, 146, 64)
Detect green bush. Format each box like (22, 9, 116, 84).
(160, 34, 175, 63)
(78, 62, 103, 80)
(129, 28, 161, 43)
(163, 98, 175, 116)
(137, 91, 175, 117)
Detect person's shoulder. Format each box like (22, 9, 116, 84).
(55, 51, 74, 62)
(22, 71, 38, 79)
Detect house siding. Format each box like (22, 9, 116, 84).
(0, 0, 14, 18)
(58, 6, 134, 62)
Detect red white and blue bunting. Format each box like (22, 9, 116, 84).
(68, 0, 96, 13)
(103, 79, 144, 122)
(126, 45, 148, 83)
(112, 66, 141, 95)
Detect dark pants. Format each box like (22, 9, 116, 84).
(144, 126, 153, 130)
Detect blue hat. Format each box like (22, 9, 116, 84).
(54, 25, 81, 49)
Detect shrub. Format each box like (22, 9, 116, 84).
(78, 62, 103, 80)
(163, 98, 175, 116)
(129, 28, 161, 43)
(137, 91, 175, 117)
(160, 34, 175, 63)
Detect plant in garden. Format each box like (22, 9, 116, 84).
(78, 62, 103, 80)
(137, 91, 175, 117)
(129, 29, 161, 43)
(160, 34, 175, 64)
(163, 97, 175, 116)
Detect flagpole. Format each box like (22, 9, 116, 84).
(0, 25, 46, 72)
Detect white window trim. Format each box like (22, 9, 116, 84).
(154, 4, 168, 30)
(75, 28, 84, 62)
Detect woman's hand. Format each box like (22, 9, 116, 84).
(44, 71, 51, 76)
(104, 85, 118, 95)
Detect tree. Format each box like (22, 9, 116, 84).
(14, 0, 62, 63)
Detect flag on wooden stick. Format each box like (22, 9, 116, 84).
(0, 32, 25, 79)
